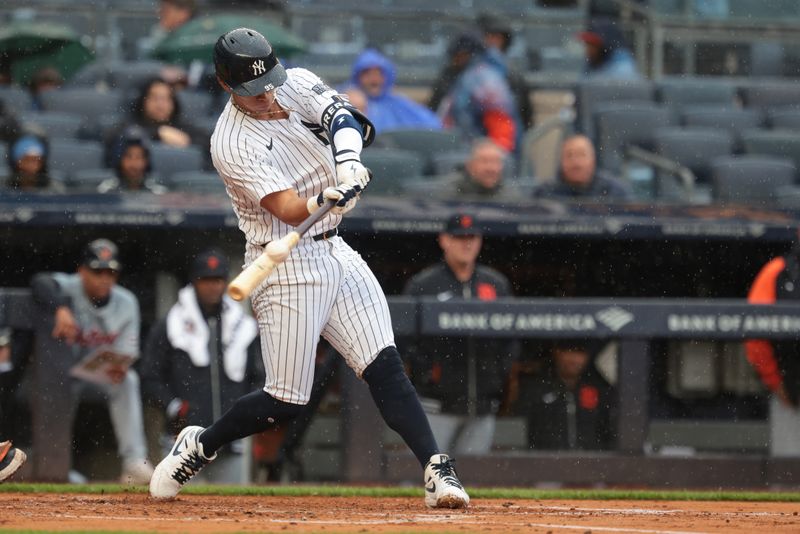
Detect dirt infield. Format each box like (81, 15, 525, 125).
(2, 493, 800, 533)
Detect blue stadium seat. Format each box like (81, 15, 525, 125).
(575, 79, 656, 138)
(177, 91, 212, 118)
(594, 103, 674, 172)
(681, 106, 763, 144)
(149, 143, 204, 180)
(48, 139, 105, 180)
(654, 127, 734, 183)
(711, 155, 796, 205)
(360, 148, 425, 193)
(40, 88, 125, 120)
(372, 129, 466, 175)
(657, 78, 738, 111)
(740, 82, 800, 110)
(768, 107, 800, 130)
(20, 112, 84, 139)
(741, 129, 800, 170)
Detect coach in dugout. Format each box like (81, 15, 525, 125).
(402, 213, 517, 454)
(745, 240, 800, 456)
(31, 239, 152, 484)
(139, 249, 262, 484)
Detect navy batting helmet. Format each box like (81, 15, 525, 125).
(214, 28, 287, 96)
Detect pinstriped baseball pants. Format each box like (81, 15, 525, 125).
(247, 236, 395, 404)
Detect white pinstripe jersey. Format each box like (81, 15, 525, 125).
(210, 68, 343, 254)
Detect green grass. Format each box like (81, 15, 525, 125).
(3, 482, 800, 502)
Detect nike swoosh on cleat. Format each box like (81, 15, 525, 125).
(425, 482, 436, 493)
(171, 437, 189, 456)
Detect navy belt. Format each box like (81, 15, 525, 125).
(312, 228, 338, 241)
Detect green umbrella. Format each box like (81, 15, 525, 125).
(0, 21, 94, 85)
(152, 14, 307, 66)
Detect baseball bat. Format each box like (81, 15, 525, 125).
(228, 200, 336, 301)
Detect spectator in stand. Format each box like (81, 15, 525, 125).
(99, 127, 166, 194)
(745, 240, 800, 456)
(476, 13, 532, 130)
(438, 33, 522, 155)
(5, 134, 64, 192)
(105, 78, 206, 162)
(522, 340, 616, 450)
(403, 214, 517, 454)
(428, 35, 475, 114)
(30, 239, 153, 484)
(139, 0, 197, 59)
(532, 134, 632, 201)
(28, 67, 63, 111)
(579, 17, 641, 80)
(139, 249, 262, 483)
(346, 49, 441, 133)
(435, 137, 518, 201)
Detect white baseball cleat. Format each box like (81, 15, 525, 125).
(0, 441, 26, 483)
(149, 426, 215, 499)
(423, 453, 470, 509)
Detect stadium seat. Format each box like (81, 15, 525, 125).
(0, 86, 33, 112)
(740, 129, 800, 170)
(149, 143, 204, 180)
(48, 139, 105, 180)
(710, 155, 796, 205)
(430, 150, 470, 176)
(681, 106, 763, 144)
(167, 171, 226, 195)
(575, 79, 655, 138)
(66, 168, 116, 192)
(69, 60, 169, 92)
(740, 81, 800, 110)
(40, 88, 125, 120)
(657, 78, 738, 111)
(654, 127, 734, 183)
(20, 112, 84, 140)
(360, 148, 425, 193)
(767, 107, 800, 130)
(371, 129, 465, 175)
(594, 103, 674, 172)
(0, 142, 9, 181)
(177, 91, 212, 118)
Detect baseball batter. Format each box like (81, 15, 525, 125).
(150, 28, 469, 508)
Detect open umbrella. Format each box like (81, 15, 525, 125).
(152, 14, 307, 66)
(0, 21, 94, 85)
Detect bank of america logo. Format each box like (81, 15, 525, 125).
(595, 307, 634, 332)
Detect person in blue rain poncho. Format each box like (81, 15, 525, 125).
(346, 49, 441, 133)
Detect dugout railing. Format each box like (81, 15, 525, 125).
(4, 288, 800, 486)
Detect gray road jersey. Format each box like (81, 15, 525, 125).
(53, 272, 140, 360)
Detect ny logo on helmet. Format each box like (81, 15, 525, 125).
(251, 60, 266, 76)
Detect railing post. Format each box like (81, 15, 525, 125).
(616, 340, 651, 454)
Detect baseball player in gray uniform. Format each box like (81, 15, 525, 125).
(31, 239, 153, 484)
(150, 28, 469, 508)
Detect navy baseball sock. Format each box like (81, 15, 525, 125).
(198, 389, 304, 456)
(362, 346, 439, 468)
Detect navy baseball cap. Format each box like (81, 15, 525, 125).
(190, 249, 229, 280)
(214, 28, 287, 96)
(444, 214, 482, 236)
(82, 239, 122, 271)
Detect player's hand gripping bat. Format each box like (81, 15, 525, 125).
(227, 200, 335, 301)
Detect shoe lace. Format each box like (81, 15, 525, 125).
(431, 458, 464, 489)
(171, 451, 210, 485)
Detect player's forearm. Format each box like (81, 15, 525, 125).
(260, 190, 314, 226)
